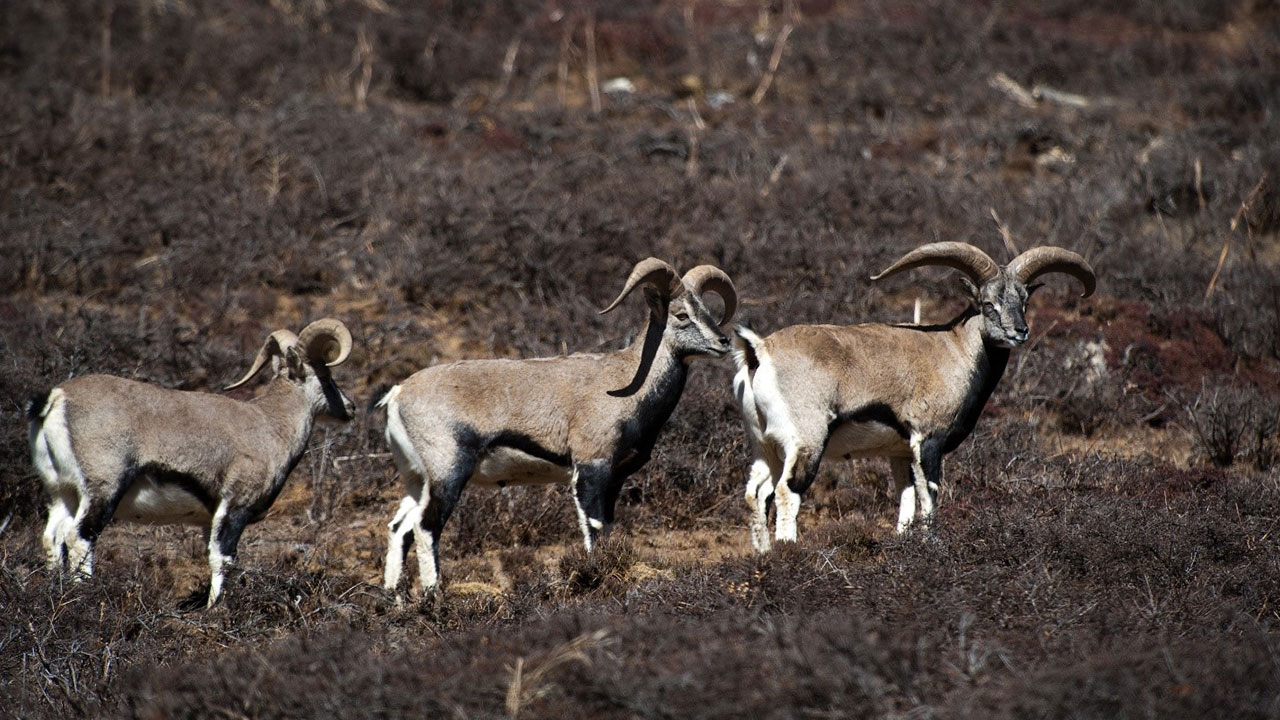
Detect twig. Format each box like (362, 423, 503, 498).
(100, 4, 114, 99)
(685, 98, 703, 178)
(346, 24, 374, 112)
(759, 154, 789, 197)
(492, 37, 522, 104)
(585, 14, 601, 114)
(989, 207, 1019, 258)
(1194, 158, 1206, 212)
(506, 630, 610, 718)
(1205, 173, 1267, 301)
(332, 452, 392, 468)
(1031, 84, 1092, 109)
(751, 20, 794, 105)
(683, 1, 700, 78)
(556, 15, 571, 108)
(988, 72, 1036, 108)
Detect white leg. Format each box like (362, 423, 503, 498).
(413, 521, 438, 593)
(383, 495, 419, 590)
(773, 446, 802, 544)
(570, 467, 595, 553)
(63, 499, 94, 578)
(745, 457, 774, 553)
(910, 434, 934, 522)
(206, 505, 231, 608)
(42, 497, 73, 570)
(890, 458, 916, 534)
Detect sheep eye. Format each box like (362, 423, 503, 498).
(982, 302, 996, 313)
(674, 312, 690, 322)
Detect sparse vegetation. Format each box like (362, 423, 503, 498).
(2, 0, 1278, 718)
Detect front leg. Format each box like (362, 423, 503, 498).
(206, 503, 251, 608)
(571, 460, 615, 552)
(889, 457, 915, 534)
(908, 434, 944, 529)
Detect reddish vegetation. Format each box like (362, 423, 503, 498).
(2, 0, 1278, 718)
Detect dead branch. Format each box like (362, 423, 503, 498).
(752, 20, 794, 105)
(100, 4, 114, 99)
(1205, 173, 1268, 301)
(506, 630, 609, 718)
(989, 207, 1019, 258)
(585, 14, 601, 114)
(759, 154, 789, 197)
(491, 37, 522, 104)
(685, 98, 704, 178)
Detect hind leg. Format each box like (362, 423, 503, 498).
(383, 494, 419, 591)
(64, 495, 115, 578)
(414, 448, 474, 595)
(32, 425, 73, 571)
(744, 456, 775, 553)
(41, 493, 75, 571)
(773, 444, 822, 544)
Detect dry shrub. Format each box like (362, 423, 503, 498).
(557, 533, 636, 598)
(1185, 379, 1280, 469)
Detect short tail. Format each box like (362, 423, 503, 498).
(366, 384, 401, 415)
(732, 325, 767, 377)
(26, 389, 53, 424)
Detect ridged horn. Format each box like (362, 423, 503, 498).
(681, 265, 738, 324)
(1009, 246, 1096, 297)
(599, 258, 682, 314)
(296, 318, 353, 367)
(870, 242, 1000, 286)
(225, 329, 298, 390)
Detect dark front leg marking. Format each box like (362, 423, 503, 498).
(911, 436, 946, 528)
(572, 460, 614, 551)
(206, 506, 252, 608)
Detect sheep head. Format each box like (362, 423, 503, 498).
(872, 241, 1095, 348)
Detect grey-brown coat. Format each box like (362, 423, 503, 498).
(28, 319, 355, 607)
(376, 258, 737, 594)
(734, 243, 1095, 550)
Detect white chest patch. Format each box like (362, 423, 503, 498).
(823, 421, 909, 461)
(472, 447, 572, 487)
(116, 478, 212, 526)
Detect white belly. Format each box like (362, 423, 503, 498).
(116, 478, 212, 526)
(823, 421, 909, 462)
(472, 447, 572, 487)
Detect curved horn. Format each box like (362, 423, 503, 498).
(296, 318, 353, 367)
(599, 257, 682, 315)
(681, 265, 738, 324)
(1009, 246, 1096, 297)
(870, 242, 1000, 287)
(225, 329, 298, 390)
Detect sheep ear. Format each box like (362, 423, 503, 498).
(1026, 282, 1045, 298)
(958, 275, 979, 300)
(285, 345, 308, 380)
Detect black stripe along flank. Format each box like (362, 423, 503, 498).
(827, 402, 909, 439)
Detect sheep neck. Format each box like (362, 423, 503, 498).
(941, 310, 1011, 452)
